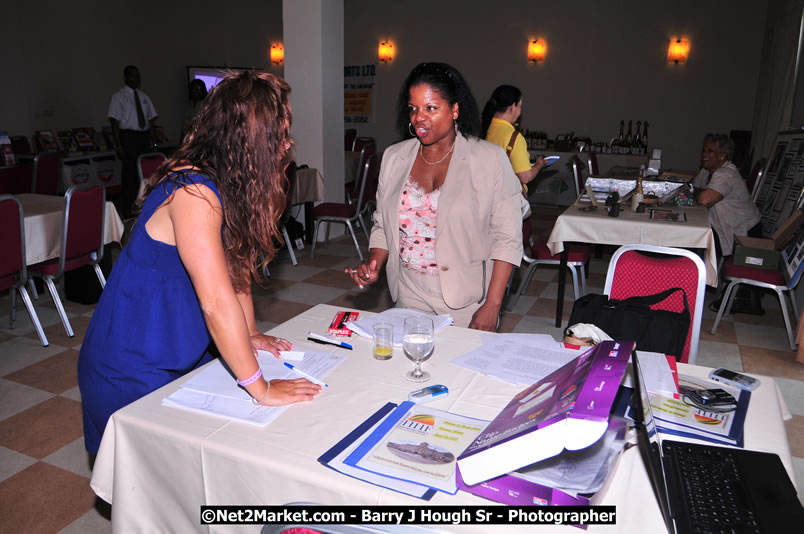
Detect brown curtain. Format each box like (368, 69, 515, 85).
(749, 0, 804, 166)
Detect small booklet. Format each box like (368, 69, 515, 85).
(650, 374, 749, 447)
(343, 401, 488, 494)
(650, 208, 686, 222)
(318, 403, 437, 500)
(347, 308, 453, 347)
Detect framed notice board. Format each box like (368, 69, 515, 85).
(754, 129, 804, 235)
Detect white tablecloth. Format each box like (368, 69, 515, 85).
(547, 204, 719, 286)
(290, 168, 324, 206)
(90, 304, 794, 533)
(17, 193, 125, 265)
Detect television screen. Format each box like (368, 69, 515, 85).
(186, 66, 266, 92)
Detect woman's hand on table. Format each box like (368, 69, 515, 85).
(468, 302, 500, 332)
(259, 378, 322, 406)
(345, 259, 381, 289)
(249, 333, 293, 358)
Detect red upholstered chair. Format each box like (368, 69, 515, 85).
(710, 259, 800, 351)
(571, 155, 586, 197)
(604, 244, 706, 364)
(587, 152, 600, 176)
(31, 151, 60, 195)
(505, 217, 591, 311)
(10, 136, 32, 155)
(747, 157, 767, 201)
(344, 128, 357, 151)
(345, 141, 376, 205)
(136, 152, 167, 197)
(0, 195, 48, 346)
(311, 153, 377, 262)
(28, 185, 106, 337)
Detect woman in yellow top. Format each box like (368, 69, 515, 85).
(481, 85, 545, 190)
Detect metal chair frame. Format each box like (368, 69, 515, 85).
(710, 262, 800, 351)
(28, 185, 107, 337)
(0, 195, 48, 346)
(311, 154, 376, 262)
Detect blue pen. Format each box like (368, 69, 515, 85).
(283, 362, 328, 387)
(307, 332, 353, 350)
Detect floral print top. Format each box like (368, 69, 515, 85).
(399, 174, 440, 274)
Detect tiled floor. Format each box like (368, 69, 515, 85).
(1, 206, 802, 533)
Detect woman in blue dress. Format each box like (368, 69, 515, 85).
(78, 71, 322, 455)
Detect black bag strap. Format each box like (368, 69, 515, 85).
(619, 287, 690, 314)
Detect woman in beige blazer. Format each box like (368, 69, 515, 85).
(346, 63, 522, 330)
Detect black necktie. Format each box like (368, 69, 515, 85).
(134, 89, 146, 129)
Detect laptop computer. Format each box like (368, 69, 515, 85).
(631, 352, 803, 533)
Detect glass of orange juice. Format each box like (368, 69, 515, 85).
(372, 323, 393, 360)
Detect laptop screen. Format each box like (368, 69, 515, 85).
(631, 352, 675, 534)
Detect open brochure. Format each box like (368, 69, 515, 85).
(347, 308, 453, 347)
(343, 401, 488, 494)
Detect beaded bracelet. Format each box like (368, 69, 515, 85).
(251, 381, 271, 406)
(236, 368, 263, 387)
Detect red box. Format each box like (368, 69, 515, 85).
(328, 311, 359, 336)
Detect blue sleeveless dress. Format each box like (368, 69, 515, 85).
(78, 173, 220, 454)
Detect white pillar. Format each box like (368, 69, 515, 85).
(283, 0, 344, 206)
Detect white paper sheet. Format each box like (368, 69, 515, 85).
(347, 308, 453, 347)
(621, 351, 679, 397)
(450, 333, 582, 385)
(162, 351, 346, 425)
(161, 388, 289, 426)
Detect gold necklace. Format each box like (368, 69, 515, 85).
(419, 142, 455, 165)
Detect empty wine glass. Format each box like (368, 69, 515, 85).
(403, 316, 434, 382)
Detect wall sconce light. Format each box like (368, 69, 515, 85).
(378, 41, 395, 63)
(667, 38, 689, 64)
(270, 43, 284, 66)
(527, 39, 546, 62)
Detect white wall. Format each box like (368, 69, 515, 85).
(344, 0, 768, 170)
(0, 1, 284, 145)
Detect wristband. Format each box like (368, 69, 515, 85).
(251, 381, 271, 405)
(236, 368, 263, 387)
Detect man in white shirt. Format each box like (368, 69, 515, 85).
(108, 65, 160, 218)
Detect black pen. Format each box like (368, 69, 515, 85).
(307, 332, 353, 350)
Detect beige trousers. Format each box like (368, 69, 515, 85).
(396, 266, 482, 328)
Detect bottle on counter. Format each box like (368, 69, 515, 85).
(631, 166, 645, 212)
(642, 121, 649, 154)
(625, 120, 633, 153)
(613, 120, 625, 154)
(633, 121, 643, 154)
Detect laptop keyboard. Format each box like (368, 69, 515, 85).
(664, 442, 760, 534)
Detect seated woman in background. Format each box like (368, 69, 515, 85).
(481, 85, 546, 191)
(78, 72, 321, 456)
(692, 133, 763, 314)
(345, 63, 522, 330)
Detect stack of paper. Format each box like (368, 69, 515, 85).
(450, 333, 583, 385)
(346, 308, 453, 347)
(162, 351, 345, 426)
(320, 401, 488, 497)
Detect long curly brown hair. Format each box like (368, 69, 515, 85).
(140, 71, 292, 292)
